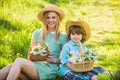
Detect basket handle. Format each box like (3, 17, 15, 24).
(78, 42, 84, 63)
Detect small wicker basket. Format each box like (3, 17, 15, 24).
(27, 51, 50, 61)
(27, 42, 50, 61)
(71, 61, 94, 72)
(71, 42, 94, 72)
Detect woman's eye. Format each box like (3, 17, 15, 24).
(47, 17, 50, 19)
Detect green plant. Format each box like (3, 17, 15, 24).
(98, 73, 110, 80)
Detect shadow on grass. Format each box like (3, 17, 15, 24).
(0, 17, 18, 31)
(45, 0, 59, 4)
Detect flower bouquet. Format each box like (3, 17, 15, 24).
(67, 48, 97, 72)
(27, 42, 50, 61)
(84, 49, 97, 62)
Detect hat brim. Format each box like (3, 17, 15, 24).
(38, 4, 64, 22)
(66, 20, 91, 42)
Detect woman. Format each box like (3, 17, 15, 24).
(0, 4, 68, 80)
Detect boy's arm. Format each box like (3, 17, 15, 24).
(65, 63, 75, 70)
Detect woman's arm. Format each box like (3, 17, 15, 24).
(27, 39, 38, 60)
(30, 39, 38, 47)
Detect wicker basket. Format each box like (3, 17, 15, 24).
(27, 42, 50, 61)
(71, 61, 94, 72)
(27, 51, 50, 61)
(71, 42, 94, 72)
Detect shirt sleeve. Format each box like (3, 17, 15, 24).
(32, 29, 40, 41)
(60, 44, 70, 65)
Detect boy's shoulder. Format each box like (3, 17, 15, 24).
(63, 41, 71, 46)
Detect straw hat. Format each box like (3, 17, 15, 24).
(38, 4, 64, 22)
(66, 19, 91, 42)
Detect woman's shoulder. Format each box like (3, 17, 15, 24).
(60, 32, 68, 38)
(60, 32, 67, 36)
(32, 29, 42, 39)
(59, 32, 69, 43)
(32, 29, 42, 36)
(33, 29, 41, 33)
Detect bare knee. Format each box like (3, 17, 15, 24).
(14, 58, 23, 61)
(7, 63, 12, 68)
(4, 63, 13, 73)
(0, 63, 13, 80)
(14, 58, 25, 66)
(91, 75, 97, 80)
(15, 58, 25, 62)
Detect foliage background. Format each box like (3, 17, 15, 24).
(0, 0, 120, 74)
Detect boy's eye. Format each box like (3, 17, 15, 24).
(71, 33, 75, 35)
(52, 16, 55, 19)
(77, 33, 80, 35)
(71, 33, 81, 35)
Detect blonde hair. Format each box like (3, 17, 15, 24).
(41, 11, 61, 41)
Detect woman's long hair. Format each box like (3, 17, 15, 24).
(40, 11, 61, 41)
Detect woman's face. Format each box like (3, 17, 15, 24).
(70, 33, 82, 43)
(46, 12, 57, 31)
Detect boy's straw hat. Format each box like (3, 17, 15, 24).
(38, 4, 64, 22)
(66, 19, 91, 42)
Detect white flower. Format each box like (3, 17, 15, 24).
(31, 45, 40, 55)
(30, 42, 48, 56)
(67, 48, 97, 64)
(84, 48, 98, 62)
(68, 51, 82, 64)
(73, 57, 82, 64)
(39, 48, 47, 56)
(69, 56, 76, 63)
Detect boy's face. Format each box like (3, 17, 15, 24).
(70, 33, 82, 43)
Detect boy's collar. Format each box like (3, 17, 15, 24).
(69, 40, 79, 46)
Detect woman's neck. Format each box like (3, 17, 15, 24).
(48, 28, 55, 32)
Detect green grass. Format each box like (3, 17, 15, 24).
(0, 0, 120, 79)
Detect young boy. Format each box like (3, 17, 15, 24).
(59, 19, 107, 80)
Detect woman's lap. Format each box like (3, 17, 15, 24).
(34, 62, 58, 80)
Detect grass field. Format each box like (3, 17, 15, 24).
(0, 0, 120, 79)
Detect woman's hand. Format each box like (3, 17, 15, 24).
(46, 55, 60, 64)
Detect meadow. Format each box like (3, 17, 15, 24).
(0, 0, 120, 79)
